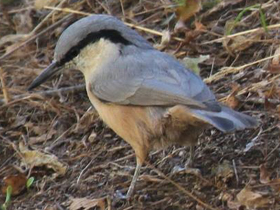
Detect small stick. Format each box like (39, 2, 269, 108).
(144, 160, 218, 210)
(204, 53, 280, 83)
(232, 159, 239, 184)
(43, 6, 185, 42)
(77, 159, 94, 184)
(0, 15, 72, 61)
(0, 84, 85, 104)
(0, 67, 10, 104)
(30, 0, 68, 35)
(203, 23, 280, 44)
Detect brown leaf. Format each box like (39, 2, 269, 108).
(219, 192, 241, 209)
(69, 197, 105, 210)
(154, 30, 171, 50)
(29, 129, 57, 145)
(18, 142, 67, 177)
(269, 178, 280, 193)
(225, 83, 240, 109)
(236, 187, 271, 209)
(1, 174, 27, 196)
(222, 24, 262, 56)
(194, 21, 206, 31)
(267, 64, 280, 74)
(214, 160, 234, 184)
(14, 11, 33, 34)
(225, 95, 240, 109)
(176, 0, 201, 22)
(259, 164, 271, 184)
(271, 46, 280, 65)
(267, 46, 280, 74)
(141, 175, 164, 183)
(74, 108, 98, 133)
(200, 0, 243, 20)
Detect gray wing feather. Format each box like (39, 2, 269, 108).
(91, 46, 216, 108)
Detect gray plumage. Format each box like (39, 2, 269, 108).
(53, 14, 258, 132)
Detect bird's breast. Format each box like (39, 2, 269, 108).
(86, 83, 154, 153)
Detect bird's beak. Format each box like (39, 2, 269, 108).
(28, 61, 61, 91)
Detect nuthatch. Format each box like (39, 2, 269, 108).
(28, 14, 258, 198)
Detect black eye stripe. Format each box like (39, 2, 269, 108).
(59, 29, 132, 66)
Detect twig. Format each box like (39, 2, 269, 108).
(203, 23, 280, 44)
(218, 74, 280, 102)
(0, 6, 34, 15)
(0, 15, 72, 61)
(0, 67, 10, 104)
(0, 84, 85, 104)
(43, 6, 185, 42)
(119, 0, 125, 18)
(144, 160, 218, 210)
(31, 0, 68, 35)
(244, 97, 280, 105)
(264, 143, 280, 161)
(232, 159, 239, 184)
(0, 1, 14, 29)
(77, 159, 94, 184)
(204, 53, 280, 83)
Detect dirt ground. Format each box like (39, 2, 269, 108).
(1, 0, 280, 209)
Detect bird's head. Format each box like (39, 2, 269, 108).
(28, 14, 152, 90)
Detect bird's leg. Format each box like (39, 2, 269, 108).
(185, 145, 194, 168)
(126, 159, 142, 198)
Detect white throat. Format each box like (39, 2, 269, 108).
(73, 38, 120, 83)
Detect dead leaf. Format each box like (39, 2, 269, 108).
(214, 160, 234, 183)
(74, 108, 98, 133)
(4, 40, 34, 59)
(271, 46, 280, 65)
(225, 95, 239, 109)
(154, 30, 171, 50)
(268, 45, 280, 74)
(269, 178, 280, 193)
(0, 34, 29, 48)
(1, 174, 27, 196)
(219, 192, 242, 210)
(201, 0, 243, 20)
(260, 164, 271, 184)
(141, 175, 164, 183)
(267, 64, 280, 74)
(181, 55, 210, 75)
(69, 197, 105, 210)
(18, 142, 67, 177)
(194, 21, 206, 31)
(237, 187, 271, 209)
(29, 129, 56, 145)
(175, 0, 201, 30)
(223, 21, 262, 56)
(176, 0, 201, 22)
(14, 11, 33, 34)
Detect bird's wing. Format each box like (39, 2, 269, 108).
(90, 48, 217, 110)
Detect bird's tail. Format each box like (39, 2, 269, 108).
(190, 105, 258, 132)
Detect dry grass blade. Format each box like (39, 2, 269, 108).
(43, 6, 185, 42)
(0, 15, 72, 61)
(203, 23, 280, 44)
(0, 67, 10, 104)
(144, 160, 218, 210)
(31, 0, 68, 35)
(204, 53, 280, 83)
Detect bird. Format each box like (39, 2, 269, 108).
(28, 14, 258, 198)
